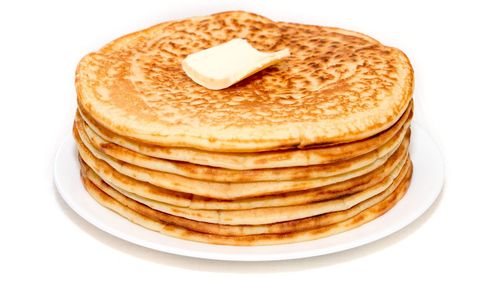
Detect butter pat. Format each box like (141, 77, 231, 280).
(182, 38, 290, 90)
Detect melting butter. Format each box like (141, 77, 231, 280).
(182, 38, 289, 90)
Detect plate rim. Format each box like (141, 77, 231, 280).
(54, 123, 444, 261)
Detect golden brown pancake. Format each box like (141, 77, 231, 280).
(78, 103, 412, 170)
(81, 158, 410, 235)
(87, 158, 408, 225)
(82, 162, 412, 245)
(76, 110, 411, 182)
(75, 125, 409, 200)
(76, 11, 413, 152)
(77, 136, 409, 210)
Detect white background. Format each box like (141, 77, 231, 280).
(1, 0, 499, 280)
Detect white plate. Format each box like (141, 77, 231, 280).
(54, 124, 444, 261)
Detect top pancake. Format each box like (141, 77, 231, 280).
(76, 11, 414, 152)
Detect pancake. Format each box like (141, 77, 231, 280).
(75, 124, 408, 199)
(77, 135, 408, 210)
(79, 101, 413, 170)
(89, 156, 408, 225)
(76, 111, 410, 182)
(76, 11, 414, 153)
(82, 161, 412, 245)
(81, 159, 411, 235)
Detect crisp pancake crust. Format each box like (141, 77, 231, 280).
(76, 11, 414, 152)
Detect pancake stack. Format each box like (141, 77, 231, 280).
(73, 11, 414, 246)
